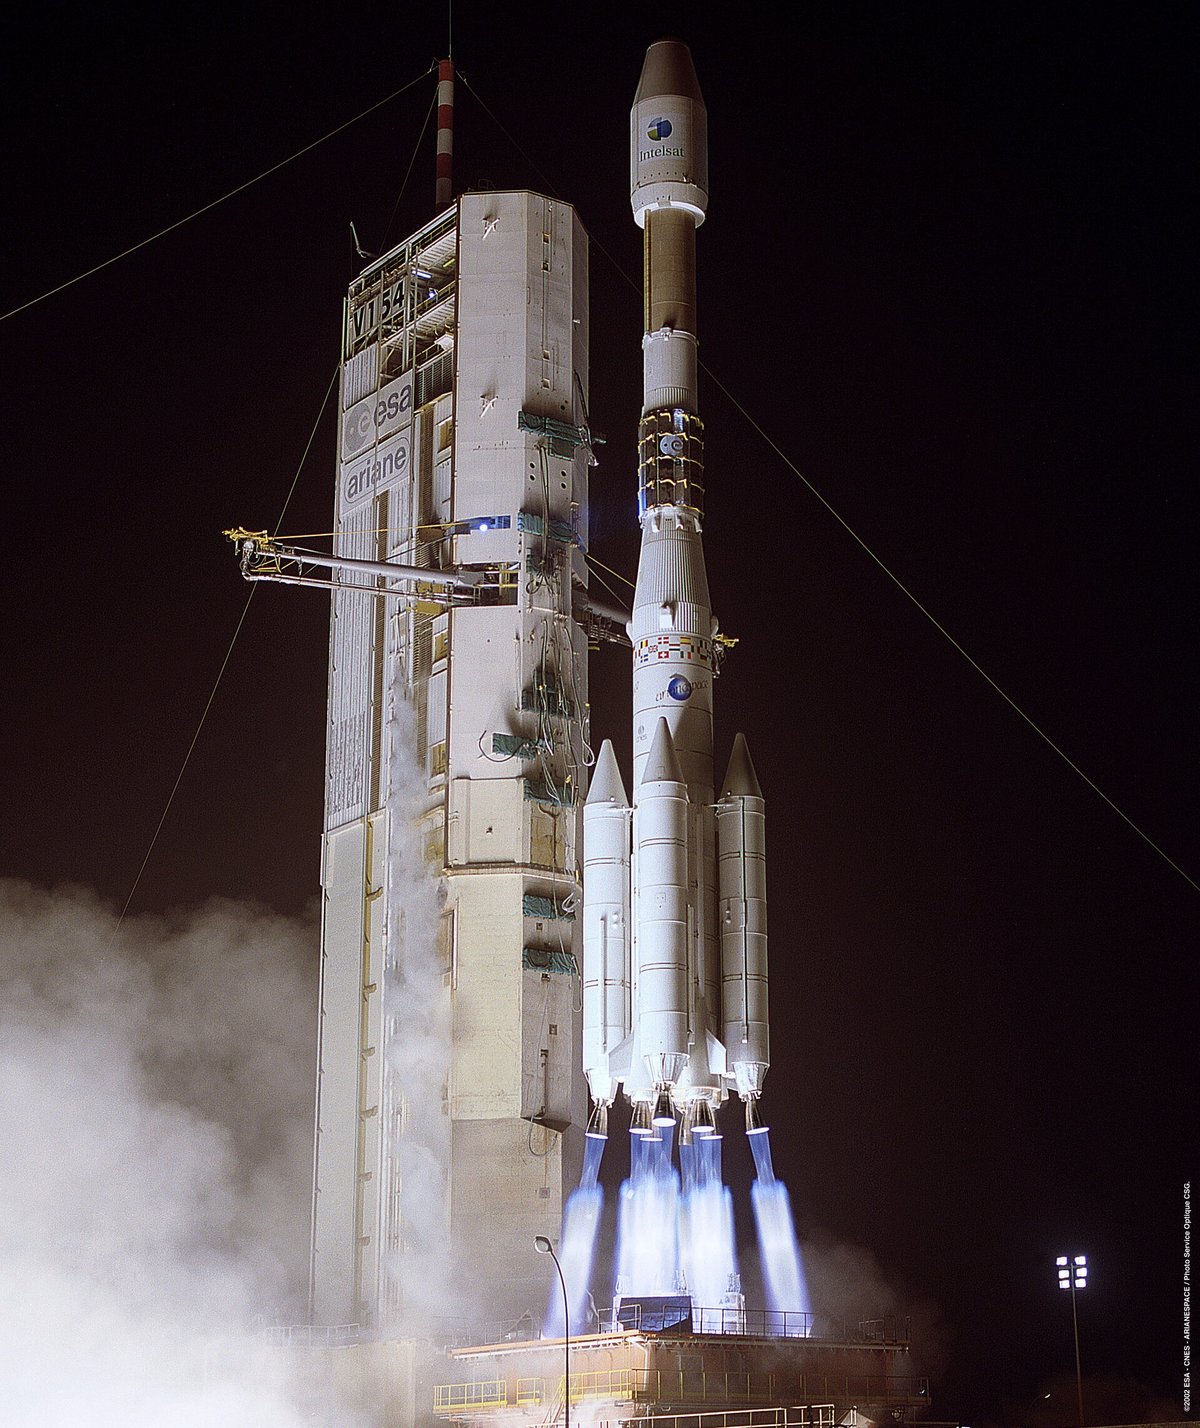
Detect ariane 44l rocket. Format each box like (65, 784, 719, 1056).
(583, 40, 770, 1144)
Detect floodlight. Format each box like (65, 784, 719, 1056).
(1053, 1251, 1089, 1428)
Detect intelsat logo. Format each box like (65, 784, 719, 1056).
(667, 675, 693, 702)
(640, 115, 685, 162)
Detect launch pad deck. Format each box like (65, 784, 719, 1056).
(433, 1315, 928, 1426)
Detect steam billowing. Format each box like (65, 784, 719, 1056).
(0, 880, 322, 1426)
(380, 695, 453, 1327)
(0, 865, 945, 1425)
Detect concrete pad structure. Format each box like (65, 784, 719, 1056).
(431, 1316, 928, 1428)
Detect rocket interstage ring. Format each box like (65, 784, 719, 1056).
(634, 634, 714, 671)
(638, 408, 705, 516)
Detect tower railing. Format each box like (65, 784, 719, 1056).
(596, 1305, 911, 1345)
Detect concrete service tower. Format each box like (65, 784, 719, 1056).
(307, 187, 594, 1329)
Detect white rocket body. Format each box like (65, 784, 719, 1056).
(582, 41, 771, 1125)
(581, 743, 631, 1109)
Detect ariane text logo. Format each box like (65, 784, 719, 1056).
(667, 675, 693, 702)
(647, 117, 673, 142)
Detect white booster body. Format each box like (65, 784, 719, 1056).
(634, 720, 693, 1089)
(580, 41, 772, 1123)
(716, 736, 770, 1097)
(582, 743, 632, 1107)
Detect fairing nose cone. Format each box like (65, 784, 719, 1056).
(720, 732, 763, 800)
(634, 38, 705, 105)
(641, 717, 685, 786)
(587, 739, 630, 807)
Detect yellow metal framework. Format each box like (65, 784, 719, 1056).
(433, 1380, 509, 1412)
(435, 1390, 838, 1427)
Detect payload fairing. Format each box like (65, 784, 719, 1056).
(583, 41, 770, 1138)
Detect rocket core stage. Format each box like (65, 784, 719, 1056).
(582, 40, 770, 1141)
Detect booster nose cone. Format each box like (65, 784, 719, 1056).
(588, 738, 631, 807)
(720, 733, 763, 800)
(641, 717, 686, 787)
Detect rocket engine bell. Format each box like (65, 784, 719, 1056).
(581, 41, 772, 1134)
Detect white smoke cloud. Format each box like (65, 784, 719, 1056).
(379, 695, 454, 1328)
(0, 880, 330, 1427)
(801, 1230, 948, 1377)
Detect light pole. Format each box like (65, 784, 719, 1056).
(536, 1235, 569, 1428)
(1055, 1254, 1087, 1428)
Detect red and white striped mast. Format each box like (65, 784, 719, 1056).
(435, 57, 454, 209)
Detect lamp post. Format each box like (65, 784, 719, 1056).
(536, 1235, 569, 1428)
(1055, 1254, 1087, 1428)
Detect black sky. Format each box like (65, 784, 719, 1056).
(3, 2, 1196, 1422)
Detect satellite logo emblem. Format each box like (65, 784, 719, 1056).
(647, 117, 673, 141)
(667, 675, 692, 701)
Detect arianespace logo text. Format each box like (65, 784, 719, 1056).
(641, 115, 685, 161)
(656, 673, 707, 705)
(341, 429, 411, 505)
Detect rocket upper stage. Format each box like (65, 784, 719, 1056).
(580, 41, 773, 1128)
(632, 40, 708, 422)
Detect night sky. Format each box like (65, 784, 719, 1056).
(3, 2, 1196, 1423)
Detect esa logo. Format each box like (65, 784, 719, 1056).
(659, 433, 686, 458)
(667, 675, 692, 701)
(647, 117, 673, 141)
(342, 372, 414, 457)
(344, 383, 412, 453)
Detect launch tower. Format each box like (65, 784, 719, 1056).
(307, 190, 595, 1329)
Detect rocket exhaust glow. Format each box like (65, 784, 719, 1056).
(616, 1125, 683, 1300)
(542, 1136, 605, 1338)
(750, 1129, 812, 1332)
